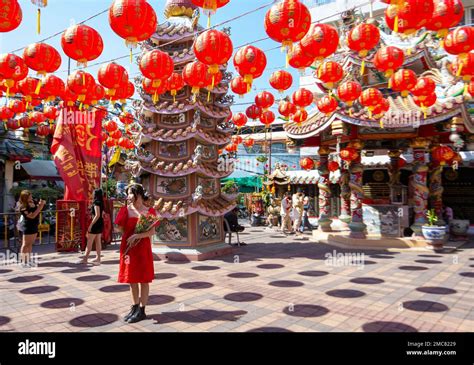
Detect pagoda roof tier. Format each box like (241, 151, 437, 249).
(139, 123, 231, 144)
(126, 158, 234, 179)
(285, 95, 473, 140)
(151, 195, 236, 219)
(141, 99, 231, 119)
(143, 41, 195, 65)
(150, 20, 196, 43)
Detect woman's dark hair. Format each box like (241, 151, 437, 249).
(127, 184, 150, 202)
(93, 188, 103, 202)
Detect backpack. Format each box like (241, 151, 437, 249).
(17, 214, 25, 232)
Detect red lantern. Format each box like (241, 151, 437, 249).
(432, 145, 455, 165)
(232, 112, 247, 129)
(337, 81, 362, 106)
(371, 98, 390, 118)
(426, 0, 464, 38)
(139, 50, 174, 88)
(300, 23, 339, 61)
(191, 0, 229, 26)
(230, 76, 248, 97)
(317, 95, 338, 115)
(390, 69, 418, 97)
(36, 124, 50, 137)
(23, 43, 61, 76)
(232, 135, 243, 145)
(468, 81, 474, 96)
(19, 116, 33, 130)
(10, 100, 25, 114)
(61, 86, 78, 107)
(246, 104, 262, 120)
(317, 61, 343, 88)
(114, 81, 135, 103)
(288, 43, 314, 72)
(194, 29, 233, 75)
(205, 69, 223, 91)
(225, 143, 238, 153)
(183, 61, 208, 96)
(43, 106, 58, 121)
(110, 129, 123, 140)
(0, 53, 26, 91)
(18, 77, 41, 103)
(109, 0, 158, 49)
(30, 111, 46, 124)
(292, 88, 313, 110)
(269, 70, 293, 93)
(0, 0, 22, 32)
(6, 119, 19, 130)
(233, 45, 267, 90)
(300, 157, 314, 171)
(243, 138, 255, 148)
(373, 46, 405, 78)
(85, 83, 106, 106)
(119, 112, 134, 126)
(166, 72, 185, 99)
(278, 100, 297, 118)
(118, 137, 131, 149)
(385, 0, 434, 36)
(106, 138, 117, 148)
(450, 52, 474, 81)
(67, 71, 95, 102)
(328, 161, 340, 172)
(293, 109, 308, 123)
(142, 77, 167, 103)
(255, 91, 275, 111)
(410, 77, 436, 98)
(414, 93, 437, 108)
(340, 147, 359, 162)
(359, 88, 384, 112)
(347, 23, 380, 58)
(0, 106, 13, 121)
(61, 24, 103, 67)
(264, 0, 311, 50)
(259, 110, 275, 127)
(42, 74, 65, 102)
(104, 120, 118, 133)
(98, 62, 129, 97)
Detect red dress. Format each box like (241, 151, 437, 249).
(115, 206, 155, 284)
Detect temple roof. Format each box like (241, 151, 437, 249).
(141, 98, 231, 119)
(164, 0, 197, 19)
(285, 95, 473, 140)
(151, 195, 236, 219)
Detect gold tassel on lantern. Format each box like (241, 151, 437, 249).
(37, 9, 41, 34)
(360, 59, 365, 76)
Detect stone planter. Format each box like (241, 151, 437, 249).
(421, 225, 447, 251)
(449, 219, 470, 240)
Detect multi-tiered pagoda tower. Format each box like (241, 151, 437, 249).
(128, 0, 235, 261)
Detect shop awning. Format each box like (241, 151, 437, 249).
(222, 169, 262, 191)
(286, 170, 320, 184)
(21, 160, 61, 181)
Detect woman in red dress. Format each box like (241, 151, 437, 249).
(115, 184, 156, 323)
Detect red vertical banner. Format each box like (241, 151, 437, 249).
(52, 108, 104, 251)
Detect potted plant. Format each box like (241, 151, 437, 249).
(221, 180, 239, 201)
(421, 209, 447, 251)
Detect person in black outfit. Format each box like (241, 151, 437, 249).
(224, 207, 245, 233)
(18, 190, 45, 267)
(79, 189, 104, 265)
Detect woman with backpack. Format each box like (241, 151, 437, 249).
(17, 190, 45, 267)
(78, 189, 105, 265)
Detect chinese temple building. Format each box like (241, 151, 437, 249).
(284, 28, 474, 249)
(128, 0, 235, 261)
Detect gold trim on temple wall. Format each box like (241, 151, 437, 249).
(348, 139, 364, 150)
(318, 146, 331, 156)
(410, 137, 431, 149)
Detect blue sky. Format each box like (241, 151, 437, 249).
(1, 0, 303, 115)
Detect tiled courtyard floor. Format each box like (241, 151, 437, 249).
(1, 226, 474, 332)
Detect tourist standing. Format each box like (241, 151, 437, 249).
(280, 192, 293, 234)
(79, 189, 104, 265)
(17, 190, 45, 267)
(292, 191, 304, 236)
(300, 195, 315, 232)
(115, 184, 156, 323)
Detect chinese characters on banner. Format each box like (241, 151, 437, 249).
(51, 108, 103, 201)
